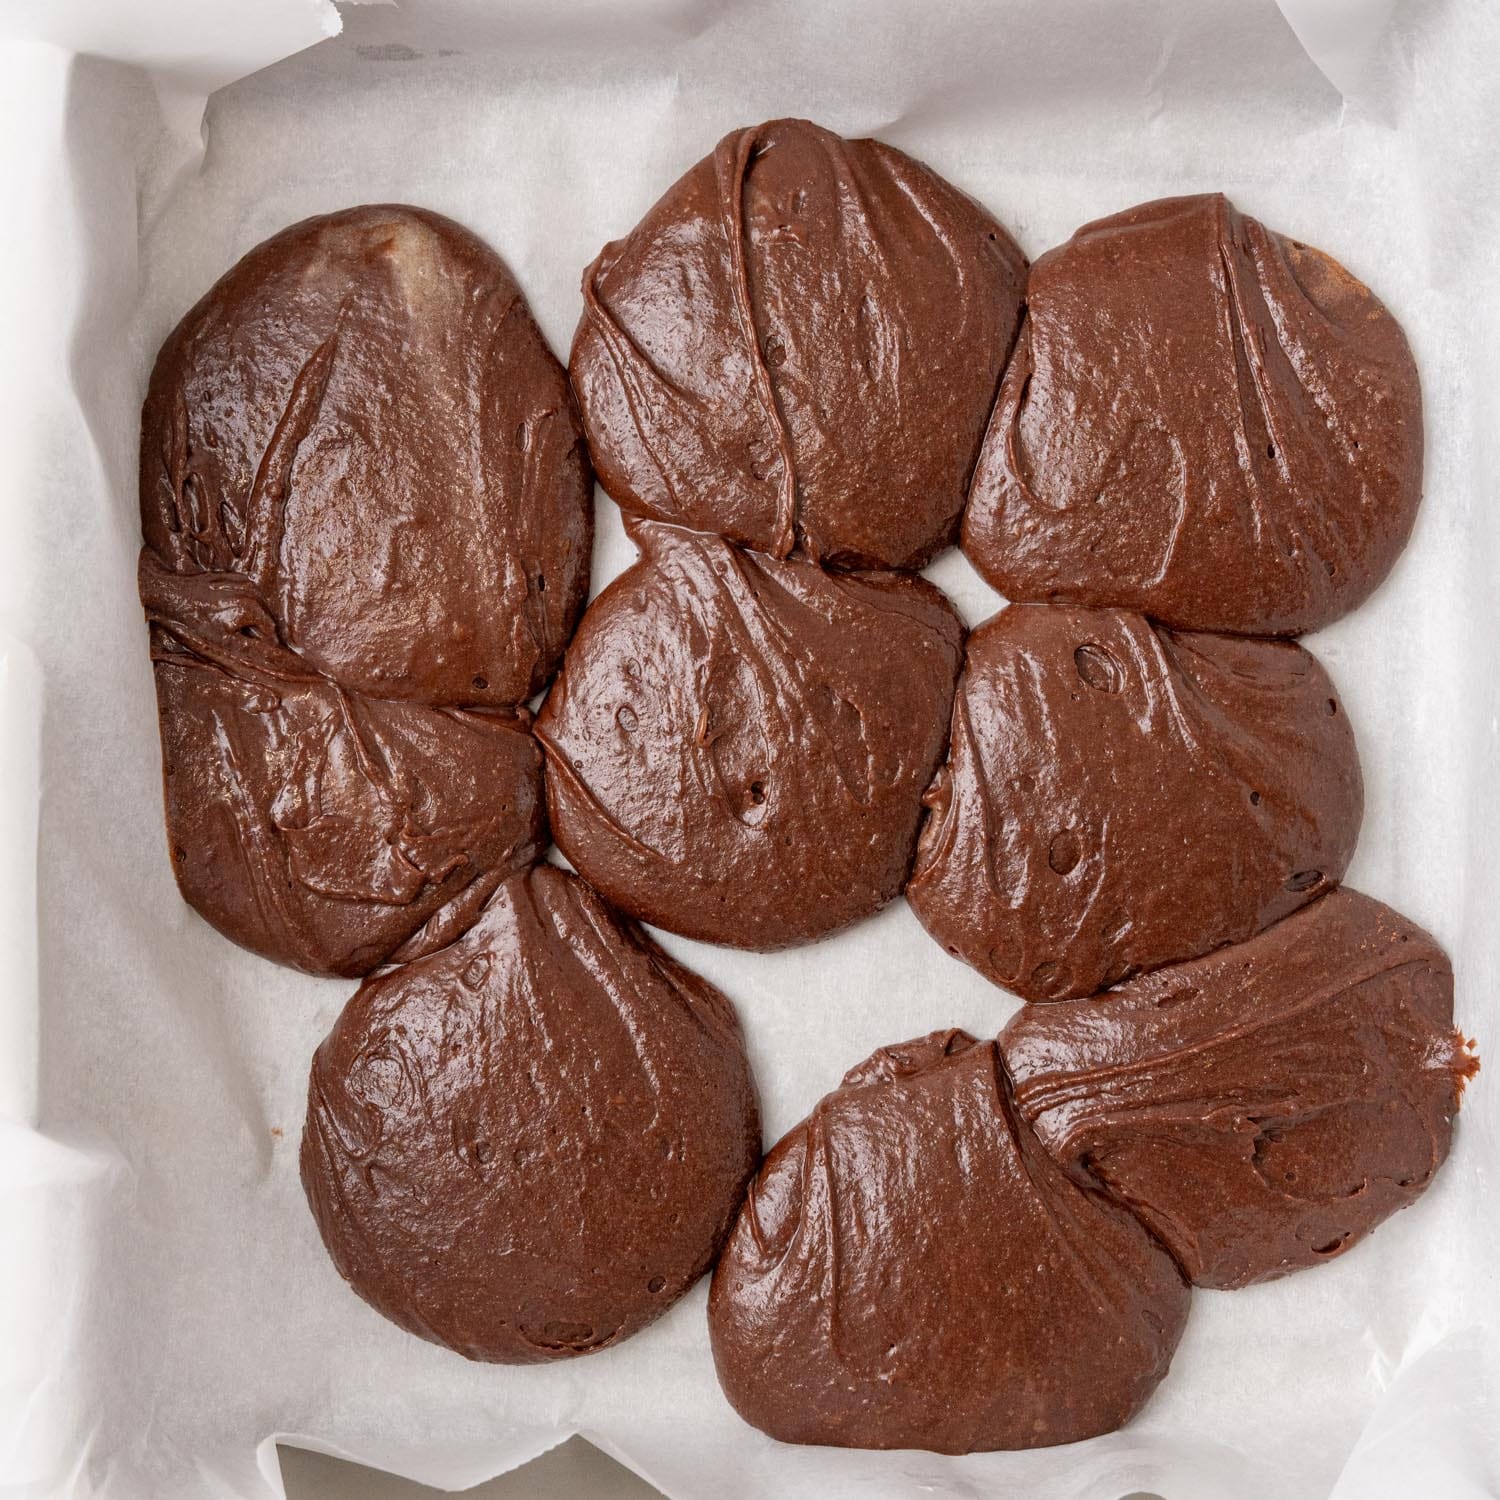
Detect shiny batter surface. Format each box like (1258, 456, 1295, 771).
(963, 194, 1423, 636)
(1001, 889, 1478, 1289)
(139, 205, 589, 975)
(142, 564, 544, 977)
(907, 604, 1363, 1001)
(708, 1029, 1189, 1452)
(301, 863, 762, 1363)
(536, 522, 965, 950)
(572, 117, 1026, 570)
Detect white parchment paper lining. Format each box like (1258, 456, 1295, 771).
(1, 2, 1496, 1497)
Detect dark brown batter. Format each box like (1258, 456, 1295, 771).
(301, 863, 761, 1363)
(907, 604, 1362, 1002)
(535, 522, 965, 950)
(708, 1029, 1189, 1452)
(143, 562, 544, 977)
(1001, 890, 1478, 1289)
(140, 205, 588, 975)
(963, 194, 1423, 636)
(572, 118, 1026, 570)
(142, 205, 592, 705)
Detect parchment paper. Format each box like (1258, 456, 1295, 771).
(2, 2, 1497, 1497)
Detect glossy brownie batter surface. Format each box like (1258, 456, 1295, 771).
(538, 522, 965, 950)
(573, 118, 1026, 570)
(301, 864, 762, 1362)
(907, 604, 1363, 1001)
(964, 194, 1423, 635)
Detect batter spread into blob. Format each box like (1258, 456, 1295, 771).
(301, 864, 761, 1362)
(572, 118, 1026, 570)
(139, 206, 590, 975)
(709, 1029, 1189, 1452)
(1001, 889, 1478, 1288)
(537, 522, 965, 950)
(907, 604, 1363, 1001)
(963, 194, 1423, 635)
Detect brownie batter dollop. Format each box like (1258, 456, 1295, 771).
(963, 194, 1423, 636)
(536, 523, 965, 950)
(142, 205, 592, 704)
(572, 118, 1027, 570)
(143, 558, 544, 977)
(708, 1029, 1189, 1452)
(140, 206, 587, 974)
(907, 604, 1362, 1001)
(301, 863, 761, 1363)
(1001, 890, 1477, 1288)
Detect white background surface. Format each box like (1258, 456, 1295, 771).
(1, 2, 1497, 1497)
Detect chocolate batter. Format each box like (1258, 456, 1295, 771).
(535, 522, 965, 950)
(142, 205, 592, 705)
(144, 563, 544, 977)
(572, 118, 1026, 570)
(708, 1029, 1189, 1452)
(301, 863, 761, 1363)
(140, 205, 587, 975)
(963, 194, 1423, 636)
(907, 604, 1362, 1002)
(1001, 890, 1477, 1289)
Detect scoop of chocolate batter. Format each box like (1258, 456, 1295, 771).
(140, 206, 587, 974)
(535, 522, 965, 950)
(572, 118, 1026, 570)
(301, 863, 761, 1362)
(963, 194, 1423, 636)
(906, 604, 1362, 1002)
(142, 205, 592, 705)
(145, 560, 544, 977)
(1001, 890, 1477, 1288)
(708, 1029, 1189, 1452)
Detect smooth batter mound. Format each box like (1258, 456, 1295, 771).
(963, 193, 1423, 636)
(572, 117, 1027, 570)
(301, 863, 761, 1363)
(708, 1029, 1189, 1452)
(140, 205, 589, 975)
(907, 604, 1363, 1001)
(535, 522, 966, 950)
(1001, 889, 1478, 1289)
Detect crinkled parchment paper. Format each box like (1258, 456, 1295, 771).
(1, 1, 1496, 1496)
